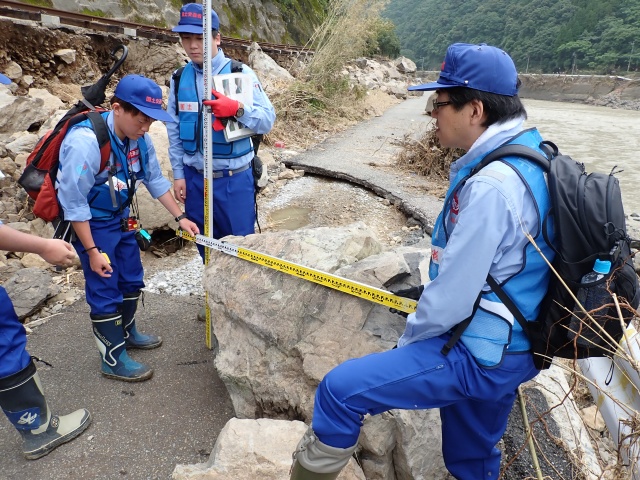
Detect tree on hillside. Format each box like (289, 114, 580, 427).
(365, 18, 401, 58)
(384, 0, 640, 73)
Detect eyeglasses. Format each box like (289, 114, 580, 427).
(431, 98, 453, 111)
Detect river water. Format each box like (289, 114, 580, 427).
(523, 99, 640, 216)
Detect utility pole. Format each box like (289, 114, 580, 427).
(526, 55, 530, 74)
(572, 52, 577, 74)
(628, 41, 635, 72)
(421, 57, 424, 71)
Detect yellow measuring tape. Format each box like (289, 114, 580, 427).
(175, 230, 418, 314)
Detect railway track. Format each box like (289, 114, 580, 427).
(0, 0, 312, 56)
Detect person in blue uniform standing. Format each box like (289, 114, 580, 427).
(0, 221, 91, 459)
(167, 3, 276, 251)
(0, 72, 91, 460)
(56, 74, 199, 382)
(288, 43, 556, 480)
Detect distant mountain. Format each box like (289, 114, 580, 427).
(384, 0, 640, 74)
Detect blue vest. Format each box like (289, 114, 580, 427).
(431, 129, 555, 366)
(177, 62, 253, 159)
(74, 113, 149, 220)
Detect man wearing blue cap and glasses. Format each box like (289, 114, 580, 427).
(167, 3, 275, 267)
(289, 43, 554, 480)
(56, 74, 199, 382)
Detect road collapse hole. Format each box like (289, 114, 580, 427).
(147, 227, 189, 257)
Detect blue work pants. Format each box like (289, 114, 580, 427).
(312, 334, 539, 479)
(184, 165, 255, 260)
(0, 287, 30, 379)
(73, 216, 144, 315)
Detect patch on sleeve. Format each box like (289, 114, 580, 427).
(475, 170, 506, 182)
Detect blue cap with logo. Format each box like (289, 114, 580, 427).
(114, 74, 174, 123)
(172, 3, 219, 34)
(408, 43, 519, 96)
(0, 73, 11, 85)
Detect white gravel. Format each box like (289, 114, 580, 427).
(143, 256, 204, 297)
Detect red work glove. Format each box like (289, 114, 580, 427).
(203, 90, 239, 118)
(212, 118, 226, 131)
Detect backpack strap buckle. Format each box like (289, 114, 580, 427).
(609, 240, 623, 263)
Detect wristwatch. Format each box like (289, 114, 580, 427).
(175, 213, 188, 223)
(235, 106, 244, 118)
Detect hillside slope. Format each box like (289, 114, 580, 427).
(385, 0, 640, 74)
(24, 0, 325, 44)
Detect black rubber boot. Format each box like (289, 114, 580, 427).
(122, 291, 162, 349)
(0, 359, 91, 460)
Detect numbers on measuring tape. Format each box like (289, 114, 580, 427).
(176, 230, 418, 313)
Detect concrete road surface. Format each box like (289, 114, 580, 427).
(0, 292, 235, 480)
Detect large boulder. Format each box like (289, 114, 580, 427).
(134, 120, 175, 231)
(202, 223, 456, 478)
(247, 42, 294, 89)
(0, 91, 48, 134)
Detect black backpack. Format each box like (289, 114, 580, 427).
(447, 141, 640, 370)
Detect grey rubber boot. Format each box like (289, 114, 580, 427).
(0, 359, 91, 460)
(122, 291, 162, 349)
(289, 426, 357, 480)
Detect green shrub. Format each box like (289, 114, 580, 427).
(81, 8, 107, 18)
(20, 0, 53, 7)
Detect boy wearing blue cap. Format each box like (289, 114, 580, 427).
(167, 3, 275, 264)
(289, 44, 554, 479)
(56, 74, 199, 382)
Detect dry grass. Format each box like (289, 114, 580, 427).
(267, 77, 370, 150)
(265, 0, 389, 151)
(395, 124, 464, 181)
(304, 0, 387, 84)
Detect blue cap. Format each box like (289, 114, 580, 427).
(593, 259, 611, 275)
(114, 75, 174, 123)
(172, 3, 219, 34)
(0, 73, 11, 85)
(408, 43, 519, 96)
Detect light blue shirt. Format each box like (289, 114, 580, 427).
(56, 112, 171, 222)
(398, 118, 542, 346)
(167, 48, 276, 178)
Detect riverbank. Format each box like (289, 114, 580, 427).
(519, 73, 640, 110)
(414, 71, 640, 110)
